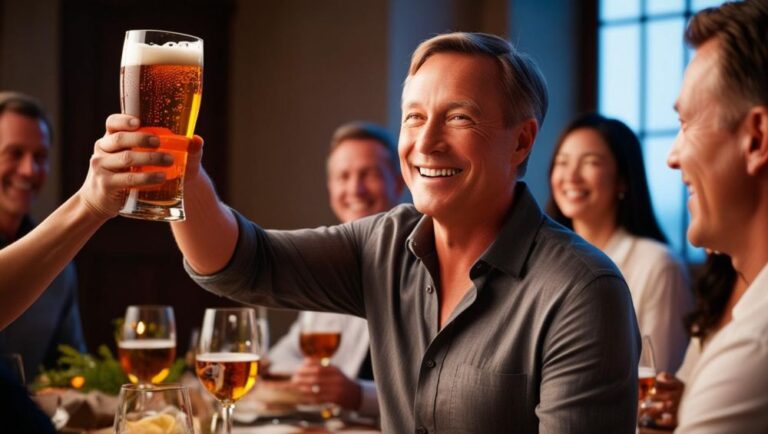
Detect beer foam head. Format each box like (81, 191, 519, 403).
(122, 40, 203, 66)
(638, 366, 657, 378)
(118, 338, 176, 349)
(196, 352, 260, 363)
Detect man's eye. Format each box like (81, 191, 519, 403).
(404, 113, 420, 120)
(448, 113, 472, 126)
(403, 113, 424, 125)
(9, 149, 24, 160)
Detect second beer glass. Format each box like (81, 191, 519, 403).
(118, 305, 177, 385)
(119, 29, 203, 221)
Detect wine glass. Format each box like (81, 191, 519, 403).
(638, 335, 657, 427)
(195, 307, 265, 434)
(118, 305, 177, 385)
(114, 383, 194, 434)
(298, 312, 342, 420)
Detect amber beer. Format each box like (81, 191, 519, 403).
(195, 352, 260, 403)
(118, 339, 176, 384)
(299, 331, 341, 364)
(119, 30, 203, 221)
(638, 366, 657, 400)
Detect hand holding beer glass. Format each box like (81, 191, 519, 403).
(638, 335, 657, 428)
(118, 305, 177, 385)
(195, 308, 264, 434)
(297, 312, 342, 419)
(119, 29, 203, 221)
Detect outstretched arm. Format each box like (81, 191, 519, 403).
(0, 114, 172, 329)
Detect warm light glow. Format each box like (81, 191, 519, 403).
(70, 375, 86, 389)
(136, 321, 146, 336)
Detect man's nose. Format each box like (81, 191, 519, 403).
(414, 119, 445, 155)
(352, 175, 368, 196)
(17, 153, 40, 176)
(667, 131, 682, 169)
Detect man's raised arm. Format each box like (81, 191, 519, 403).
(170, 136, 239, 275)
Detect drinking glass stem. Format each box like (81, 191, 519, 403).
(221, 403, 235, 434)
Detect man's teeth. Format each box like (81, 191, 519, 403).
(348, 202, 368, 211)
(11, 179, 32, 190)
(419, 167, 461, 177)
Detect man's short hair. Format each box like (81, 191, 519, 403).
(686, 0, 768, 128)
(0, 91, 53, 141)
(328, 121, 398, 173)
(406, 32, 548, 177)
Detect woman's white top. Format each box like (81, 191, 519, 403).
(604, 228, 693, 372)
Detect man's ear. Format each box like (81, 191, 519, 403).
(511, 118, 538, 165)
(743, 106, 768, 176)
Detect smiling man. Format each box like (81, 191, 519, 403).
(104, 32, 639, 433)
(666, 1, 768, 432)
(0, 91, 87, 379)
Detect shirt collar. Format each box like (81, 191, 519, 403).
(405, 182, 544, 278)
(731, 263, 768, 321)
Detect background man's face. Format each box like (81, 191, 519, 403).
(668, 38, 751, 253)
(0, 111, 50, 222)
(327, 138, 400, 223)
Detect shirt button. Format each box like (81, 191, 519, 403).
(425, 359, 436, 368)
(426, 285, 434, 294)
(416, 427, 427, 434)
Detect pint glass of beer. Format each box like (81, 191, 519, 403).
(119, 29, 203, 221)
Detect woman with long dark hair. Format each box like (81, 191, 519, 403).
(677, 252, 747, 379)
(547, 113, 692, 372)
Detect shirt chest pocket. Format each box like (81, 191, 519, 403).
(447, 364, 528, 433)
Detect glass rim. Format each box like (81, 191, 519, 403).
(204, 307, 257, 314)
(119, 382, 188, 392)
(126, 304, 175, 311)
(124, 29, 203, 42)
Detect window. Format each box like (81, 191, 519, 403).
(598, 0, 726, 262)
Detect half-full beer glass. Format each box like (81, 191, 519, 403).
(119, 29, 203, 221)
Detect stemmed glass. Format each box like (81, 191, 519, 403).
(298, 312, 342, 419)
(118, 305, 177, 385)
(114, 383, 194, 434)
(195, 307, 265, 434)
(638, 335, 657, 427)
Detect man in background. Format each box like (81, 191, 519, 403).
(0, 91, 86, 379)
(268, 121, 403, 416)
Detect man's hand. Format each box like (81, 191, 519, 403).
(291, 359, 362, 410)
(77, 114, 173, 218)
(639, 371, 685, 429)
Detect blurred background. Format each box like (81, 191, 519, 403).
(0, 0, 725, 355)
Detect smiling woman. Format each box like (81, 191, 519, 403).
(547, 112, 693, 373)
